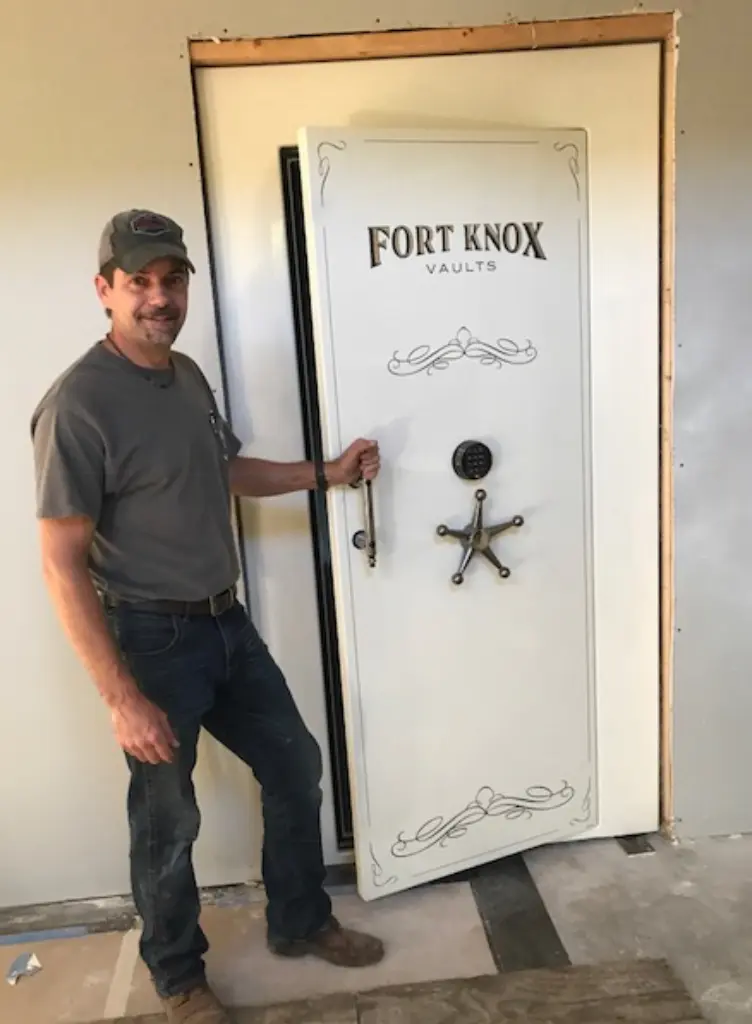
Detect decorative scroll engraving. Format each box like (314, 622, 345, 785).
(317, 140, 346, 206)
(554, 141, 581, 201)
(570, 779, 593, 827)
(370, 843, 398, 889)
(391, 782, 575, 859)
(387, 326, 538, 378)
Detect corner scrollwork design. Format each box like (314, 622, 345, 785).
(569, 779, 594, 828)
(317, 140, 347, 206)
(554, 140, 581, 201)
(369, 843, 398, 889)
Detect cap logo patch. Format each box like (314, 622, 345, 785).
(130, 213, 169, 236)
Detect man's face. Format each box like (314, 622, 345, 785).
(95, 258, 189, 349)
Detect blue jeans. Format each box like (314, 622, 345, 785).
(106, 598, 332, 998)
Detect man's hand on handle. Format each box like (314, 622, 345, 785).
(327, 438, 380, 487)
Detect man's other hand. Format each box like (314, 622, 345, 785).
(112, 692, 180, 765)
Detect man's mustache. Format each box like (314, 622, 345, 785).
(139, 307, 180, 321)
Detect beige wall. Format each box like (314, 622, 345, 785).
(3, 0, 752, 906)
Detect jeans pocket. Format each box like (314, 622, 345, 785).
(116, 611, 183, 658)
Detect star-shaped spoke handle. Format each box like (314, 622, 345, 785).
(436, 489, 524, 585)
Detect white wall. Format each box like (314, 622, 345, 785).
(2, 0, 752, 907)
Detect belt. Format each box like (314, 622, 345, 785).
(103, 586, 237, 618)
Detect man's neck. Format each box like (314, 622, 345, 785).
(106, 331, 171, 370)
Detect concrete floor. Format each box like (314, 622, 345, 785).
(527, 833, 752, 1024)
(2, 834, 751, 1023)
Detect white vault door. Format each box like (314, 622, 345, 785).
(297, 126, 596, 901)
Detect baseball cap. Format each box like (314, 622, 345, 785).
(98, 209, 196, 275)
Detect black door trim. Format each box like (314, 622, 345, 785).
(279, 145, 354, 848)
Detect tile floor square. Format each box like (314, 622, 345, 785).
(126, 882, 495, 1014)
(0, 931, 124, 1024)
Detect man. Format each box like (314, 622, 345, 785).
(30, 210, 384, 1024)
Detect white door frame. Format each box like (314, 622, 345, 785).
(188, 11, 679, 839)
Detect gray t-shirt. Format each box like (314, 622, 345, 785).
(31, 341, 242, 602)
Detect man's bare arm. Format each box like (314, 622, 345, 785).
(228, 438, 380, 498)
(228, 457, 322, 498)
(39, 517, 178, 764)
(40, 517, 135, 706)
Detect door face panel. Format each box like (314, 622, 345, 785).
(297, 126, 597, 900)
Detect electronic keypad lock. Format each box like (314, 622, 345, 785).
(452, 440, 493, 481)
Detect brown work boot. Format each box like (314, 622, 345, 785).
(160, 981, 233, 1023)
(271, 916, 385, 967)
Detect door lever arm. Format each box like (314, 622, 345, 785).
(363, 479, 376, 567)
(351, 476, 377, 568)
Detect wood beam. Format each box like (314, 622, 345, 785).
(189, 13, 676, 68)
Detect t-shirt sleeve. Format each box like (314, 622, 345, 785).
(31, 401, 105, 522)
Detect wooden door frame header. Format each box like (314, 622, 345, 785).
(189, 11, 679, 837)
(189, 12, 676, 67)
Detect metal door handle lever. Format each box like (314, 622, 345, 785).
(351, 479, 377, 567)
(437, 488, 523, 585)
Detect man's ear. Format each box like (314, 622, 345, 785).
(94, 273, 110, 304)
(94, 274, 113, 320)
(94, 272, 112, 307)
